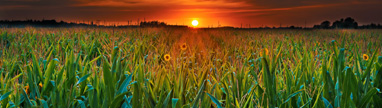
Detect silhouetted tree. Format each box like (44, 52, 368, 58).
(332, 18, 344, 28)
(140, 21, 167, 27)
(370, 23, 377, 28)
(313, 20, 331, 29)
(349, 23, 382, 29)
(320, 21, 331, 29)
(343, 17, 358, 28)
(332, 17, 358, 29)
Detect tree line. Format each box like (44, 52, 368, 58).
(314, 17, 382, 29)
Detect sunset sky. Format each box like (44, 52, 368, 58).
(1, 0, 382, 27)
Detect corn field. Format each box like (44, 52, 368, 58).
(1, 27, 382, 107)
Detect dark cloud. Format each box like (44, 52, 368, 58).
(245, 0, 346, 8)
(0, 0, 75, 7)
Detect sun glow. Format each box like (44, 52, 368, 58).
(192, 20, 199, 26)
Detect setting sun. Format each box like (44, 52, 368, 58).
(192, 20, 199, 26)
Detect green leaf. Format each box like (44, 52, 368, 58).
(162, 90, 172, 108)
(42, 58, 58, 94)
(172, 98, 179, 108)
(206, 92, 222, 108)
(0, 91, 12, 101)
(76, 74, 90, 86)
(21, 88, 32, 107)
(282, 91, 302, 104)
(77, 100, 86, 108)
(358, 88, 377, 108)
(321, 96, 333, 108)
(103, 60, 115, 102)
(110, 92, 130, 108)
(117, 74, 132, 94)
(192, 80, 206, 108)
(40, 99, 49, 108)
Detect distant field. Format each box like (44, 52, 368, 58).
(1, 27, 382, 107)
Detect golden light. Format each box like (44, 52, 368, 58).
(192, 20, 199, 26)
